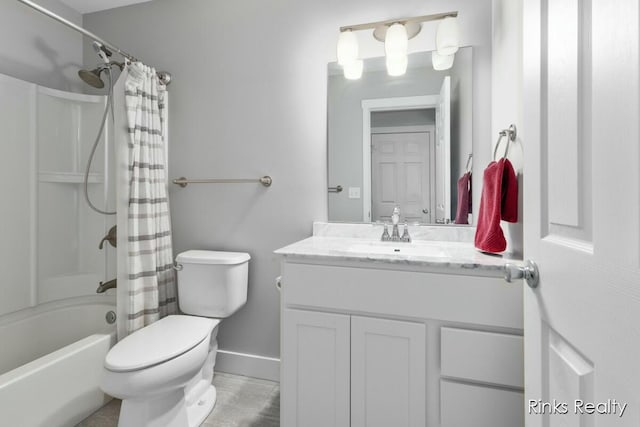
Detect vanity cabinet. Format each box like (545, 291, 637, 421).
(280, 260, 524, 427)
(351, 316, 426, 427)
(282, 309, 351, 427)
(282, 310, 426, 427)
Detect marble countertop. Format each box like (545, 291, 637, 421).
(274, 236, 521, 275)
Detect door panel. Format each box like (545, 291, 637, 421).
(524, 0, 640, 426)
(350, 316, 426, 427)
(282, 309, 350, 427)
(371, 130, 433, 223)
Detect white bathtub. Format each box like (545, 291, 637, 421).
(0, 296, 116, 427)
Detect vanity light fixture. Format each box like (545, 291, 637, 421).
(344, 59, 364, 80)
(436, 16, 460, 56)
(385, 23, 409, 76)
(337, 11, 459, 78)
(337, 29, 359, 66)
(432, 50, 455, 71)
(337, 29, 364, 79)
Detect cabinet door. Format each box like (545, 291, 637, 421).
(351, 316, 426, 427)
(282, 309, 350, 427)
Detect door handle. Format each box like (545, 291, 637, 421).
(328, 185, 343, 193)
(504, 260, 539, 288)
(422, 209, 429, 214)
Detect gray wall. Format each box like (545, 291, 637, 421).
(84, 0, 492, 362)
(492, 0, 523, 256)
(0, 0, 83, 91)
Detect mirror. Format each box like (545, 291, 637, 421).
(327, 48, 473, 225)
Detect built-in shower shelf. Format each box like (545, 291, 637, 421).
(38, 172, 104, 184)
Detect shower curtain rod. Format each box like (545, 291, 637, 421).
(17, 0, 140, 61)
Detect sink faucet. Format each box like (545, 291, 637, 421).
(391, 207, 401, 240)
(381, 207, 411, 242)
(96, 278, 117, 293)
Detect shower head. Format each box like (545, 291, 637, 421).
(78, 61, 124, 89)
(78, 67, 105, 88)
(78, 42, 116, 89)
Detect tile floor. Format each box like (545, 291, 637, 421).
(77, 372, 280, 427)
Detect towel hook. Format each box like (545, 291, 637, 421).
(493, 124, 517, 161)
(465, 153, 473, 173)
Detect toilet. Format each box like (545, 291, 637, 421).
(100, 250, 250, 427)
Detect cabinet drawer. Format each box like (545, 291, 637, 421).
(441, 327, 523, 388)
(283, 263, 523, 329)
(440, 380, 523, 427)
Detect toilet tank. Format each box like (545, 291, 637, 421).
(175, 250, 250, 318)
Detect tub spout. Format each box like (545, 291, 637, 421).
(97, 279, 117, 293)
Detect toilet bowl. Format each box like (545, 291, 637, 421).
(100, 250, 250, 427)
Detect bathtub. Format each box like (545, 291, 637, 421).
(0, 296, 116, 427)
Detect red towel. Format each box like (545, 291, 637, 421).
(474, 158, 518, 253)
(455, 172, 472, 224)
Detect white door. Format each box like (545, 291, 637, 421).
(524, 1, 640, 426)
(371, 130, 434, 223)
(281, 309, 350, 427)
(350, 316, 425, 427)
(435, 76, 451, 222)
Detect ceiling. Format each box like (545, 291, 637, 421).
(59, 0, 154, 14)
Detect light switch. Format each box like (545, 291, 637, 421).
(348, 187, 361, 199)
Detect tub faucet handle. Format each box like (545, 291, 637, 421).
(99, 225, 117, 249)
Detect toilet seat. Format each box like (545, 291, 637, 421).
(105, 315, 219, 372)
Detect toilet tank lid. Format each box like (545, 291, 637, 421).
(104, 315, 219, 372)
(176, 250, 250, 265)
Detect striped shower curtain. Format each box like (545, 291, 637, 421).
(122, 62, 177, 336)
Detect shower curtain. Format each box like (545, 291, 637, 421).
(114, 62, 177, 339)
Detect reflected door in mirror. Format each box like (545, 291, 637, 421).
(371, 130, 434, 223)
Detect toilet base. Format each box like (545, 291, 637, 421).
(187, 385, 217, 426)
(117, 384, 216, 427)
(115, 329, 220, 427)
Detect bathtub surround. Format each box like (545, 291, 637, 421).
(0, 19, 116, 420)
(84, 0, 492, 380)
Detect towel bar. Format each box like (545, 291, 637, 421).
(493, 124, 517, 160)
(173, 176, 272, 188)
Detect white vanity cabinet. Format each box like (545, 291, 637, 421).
(279, 259, 524, 427)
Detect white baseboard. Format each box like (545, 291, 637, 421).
(215, 349, 280, 382)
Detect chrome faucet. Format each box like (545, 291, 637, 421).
(381, 207, 411, 242)
(400, 222, 411, 243)
(96, 278, 117, 293)
(391, 207, 401, 240)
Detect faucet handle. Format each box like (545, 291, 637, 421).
(99, 225, 117, 249)
(401, 222, 412, 242)
(381, 223, 391, 241)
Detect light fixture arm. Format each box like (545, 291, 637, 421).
(339, 11, 458, 33)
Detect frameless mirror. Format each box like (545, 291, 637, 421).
(327, 48, 473, 225)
